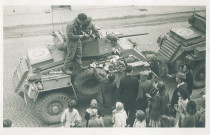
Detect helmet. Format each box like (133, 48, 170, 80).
(77, 13, 87, 21)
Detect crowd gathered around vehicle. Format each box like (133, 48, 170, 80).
(59, 63, 205, 128)
(3, 13, 205, 128)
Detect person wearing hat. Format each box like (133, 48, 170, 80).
(171, 72, 187, 111)
(119, 65, 139, 127)
(64, 13, 90, 74)
(82, 17, 100, 39)
(136, 71, 153, 112)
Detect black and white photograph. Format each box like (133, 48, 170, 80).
(0, 0, 209, 134)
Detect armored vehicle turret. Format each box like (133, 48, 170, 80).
(156, 12, 206, 88)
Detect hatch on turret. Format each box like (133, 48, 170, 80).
(169, 26, 205, 47)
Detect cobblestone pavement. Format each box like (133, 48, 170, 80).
(3, 21, 205, 127)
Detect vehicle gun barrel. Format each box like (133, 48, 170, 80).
(117, 33, 149, 38)
(106, 33, 148, 42)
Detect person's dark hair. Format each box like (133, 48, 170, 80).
(185, 64, 192, 70)
(157, 80, 166, 94)
(147, 72, 153, 80)
(169, 117, 175, 127)
(125, 65, 133, 73)
(3, 119, 12, 127)
(160, 115, 170, 127)
(108, 74, 115, 83)
(186, 100, 197, 115)
(136, 110, 145, 122)
(77, 13, 87, 21)
(83, 17, 92, 28)
(68, 99, 77, 108)
(178, 88, 188, 100)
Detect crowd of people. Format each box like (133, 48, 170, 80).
(60, 64, 205, 128)
(3, 13, 205, 128)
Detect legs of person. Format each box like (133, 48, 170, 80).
(174, 110, 180, 127)
(145, 104, 150, 124)
(64, 44, 77, 72)
(154, 120, 160, 127)
(189, 89, 192, 97)
(123, 103, 130, 126)
(150, 119, 159, 127)
(128, 108, 136, 127)
(99, 117, 105, 127)
(73, 44, 82, 71)
(125, 104, 136, 127)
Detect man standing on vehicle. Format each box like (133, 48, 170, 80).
(64, 13, 90, 74)
(119, 65, 139, 127)
(82, 17, 100, 39)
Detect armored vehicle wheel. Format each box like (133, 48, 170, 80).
(73, 68, 107, 99)
(35, 92, 71, 124)
(193, 62, 205, 88)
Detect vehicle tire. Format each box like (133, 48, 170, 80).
(73, 68, 107, 99)
(193, 62, 205, 88)
(35, 92, 71, 124)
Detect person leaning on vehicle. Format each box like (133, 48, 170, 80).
(91, 62, 117, 109)
(64, 13, 90, 74)
(82, 17, 100, 39)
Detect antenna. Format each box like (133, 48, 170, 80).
(60, 16, 65, 35)
(51, 6, 55, 32)
(193, 6, 195, 15)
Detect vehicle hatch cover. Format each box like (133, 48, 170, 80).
(170, 26, 202, 41)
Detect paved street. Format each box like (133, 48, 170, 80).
(3, 6, 205, 127)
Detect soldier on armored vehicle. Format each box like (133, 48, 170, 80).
(13, 11, 150, 124)
(64, 13, 100, 74)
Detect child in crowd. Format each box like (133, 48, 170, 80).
(112, 102, 127, 127)
(133, 110, 146, 127)
(85, 99, 104, 127)
(88, 109, 104, 127)
(159, 115, 170, 127)
(159, 115, 175, 127)
(181, 100, 201, 127)
(149, 81, 168, 127)
(61, 99, 82, 128)
(174, 88, 189, 127)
